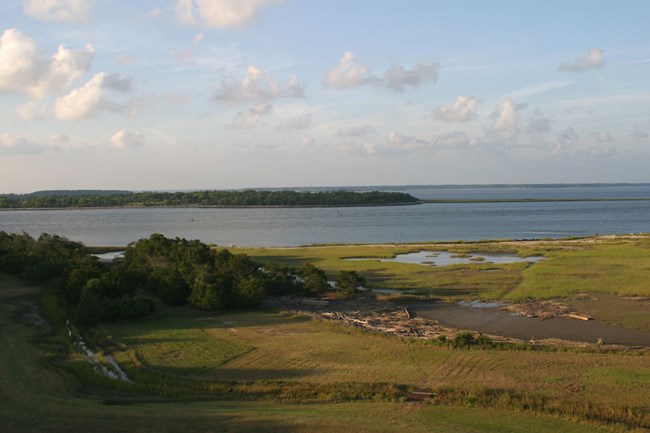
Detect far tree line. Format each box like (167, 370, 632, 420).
(0, 232, 365, 325)
(0, 190, 420, 208)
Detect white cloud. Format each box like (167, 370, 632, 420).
(362, 142, 378, 155)
(16, 100, 49, 120)
(275, 113, 311, 130)
(214, 65, 304, 101)
(338, 125, 377, 137)
(433, 95, 478, 122)
(433, 130, 474, 148)
(385, 131, 428, 152)
(147, 6, 162, 17)
(23, 0, 93, 23)
(54, 72, 133, 120)
(591, 131, 613, 143)
(324, 51, 374, 90)
(559, 48, 605, 72)
(230, 102, 273, 128)
(325, 51, 438, 92)
(0, 133, 51, 155)
(299, 137, 315, 147)
(488, 97, 521, 141)
(126, 95, 159, 118)
(167, 49, 196, 65)
(0, 28, 94, 98)
(175, 0, 278, 28)
(353, 129, 475, 156)
(50, 133, 69, 143)
(110, 130, 144, 149)
(582, 145, 616, 159)
(525, 110, 552, 134)
(383, 62, 438, 92)
(551, 127, 578, 155)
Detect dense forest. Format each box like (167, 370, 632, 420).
(0, 232, 364, 325)
(0, 190, 420, 208)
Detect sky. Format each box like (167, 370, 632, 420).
(1, 0, 650, 193)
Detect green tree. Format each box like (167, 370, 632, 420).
(300, 264, 329, 296)
(335, 270, 366, 296)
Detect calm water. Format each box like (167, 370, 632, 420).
(347, 251, 544, 266)
(411, 302, 650, 346)
(1, 185, 649, 246)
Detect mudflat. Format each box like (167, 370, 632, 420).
(410, 302, 650, 346)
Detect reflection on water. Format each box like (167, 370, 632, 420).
(93, 251, 125, 263)
(348, 250, 544, 267)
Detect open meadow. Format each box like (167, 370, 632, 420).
(2, 235, 650, 432)
(2, 277, 629, 433)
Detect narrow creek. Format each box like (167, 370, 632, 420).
(66, 320, 131, 381)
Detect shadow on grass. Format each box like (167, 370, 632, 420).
(201, 367, 327, 381)
(246, 254, 316, 267)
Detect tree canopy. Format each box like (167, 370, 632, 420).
(0, 232, 333, 325)
(0, 190, 420, 208)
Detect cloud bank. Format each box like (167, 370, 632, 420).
(175, 0, 278, 28)
(55, 72, 133, 120)
(23, 0, 93, 23)
(214, 66, 304, 101)
(324, 51, 438, 92)
(0, 28, 94, 98)
(433, 95, 478, 122)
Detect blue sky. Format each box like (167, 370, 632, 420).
(1, 0, 650, 193)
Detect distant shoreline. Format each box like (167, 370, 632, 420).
(0, 201, 423, 211)
(421, 197, 650, 204)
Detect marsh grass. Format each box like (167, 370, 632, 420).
(234, 245, 530, 299)
(235, 236, 650, 302)
(506, 244, 650, 300)
(1, 274, 647, 433)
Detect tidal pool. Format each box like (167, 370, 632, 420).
(348, 250, 544, 267)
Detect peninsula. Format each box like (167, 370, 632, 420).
(0, 189, 421, 209)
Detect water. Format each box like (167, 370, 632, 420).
(0, 184, 649, 246)
(347, 251, 544, 267)
(411, 302, 650, 347)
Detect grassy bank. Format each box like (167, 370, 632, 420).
(2, 276, 626, 433)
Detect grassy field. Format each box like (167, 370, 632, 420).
(233, 236, 650, 331)
(100, 307, 650, 411)
(2, 232, 650, 433)
(2, 277, 627, 433)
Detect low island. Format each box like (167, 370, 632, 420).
(0, 189, 421, 209)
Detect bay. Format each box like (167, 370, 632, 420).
(1, 194, 649, 246)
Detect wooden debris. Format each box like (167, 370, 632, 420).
(567, 313, 592, 321)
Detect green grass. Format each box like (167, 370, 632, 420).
(102, 312, 253, 377)
(234, 236, 650, 302)
(1, 276, 618, 433)
(99, 304, 650, 420)
(234, 244, 532, 299)
(504, 244, 650, 300)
